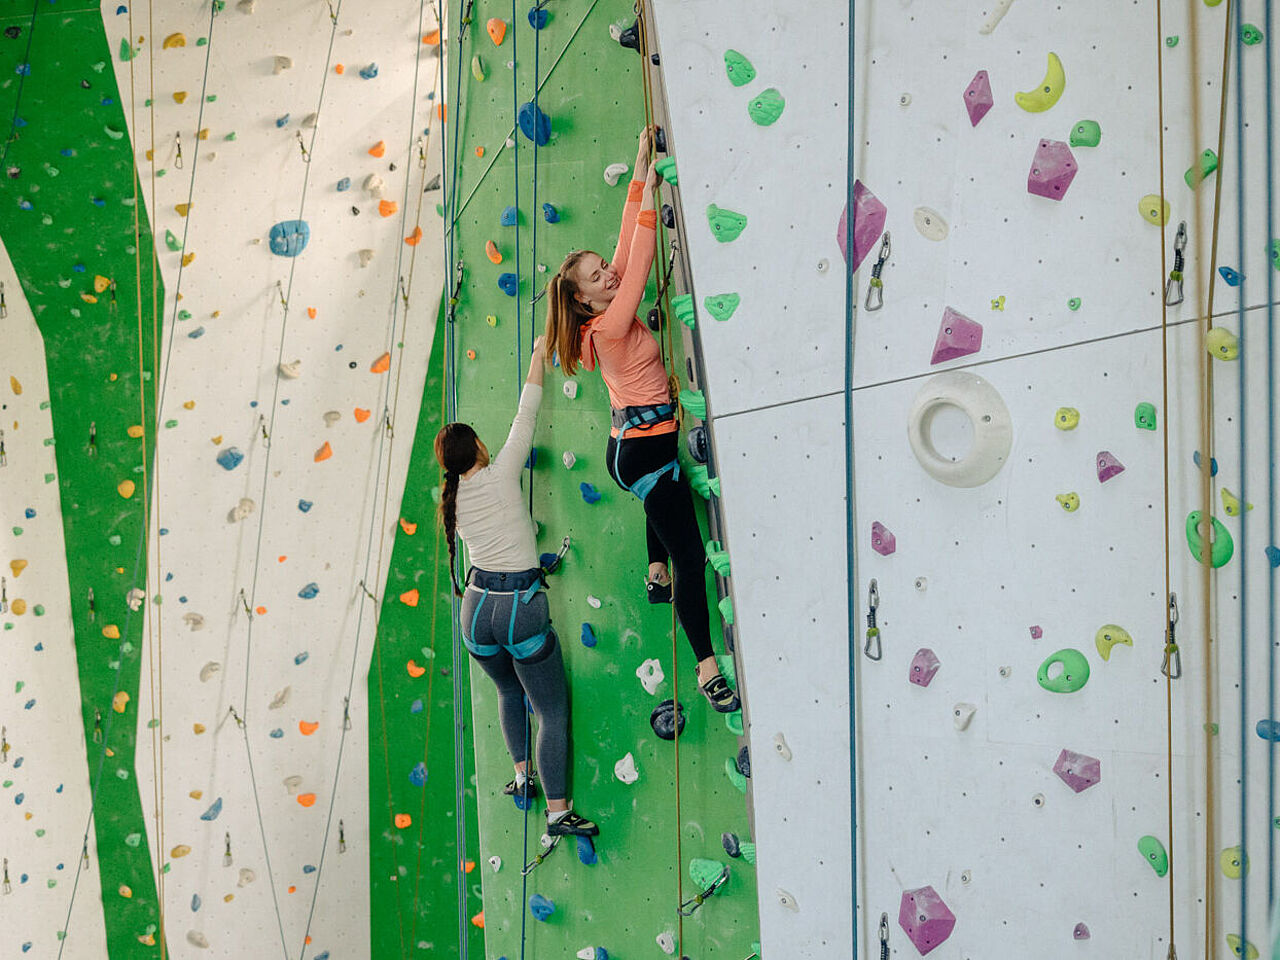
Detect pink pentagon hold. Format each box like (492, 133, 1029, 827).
(871, 521, 896, 556)
(963, 69, 993, 126)
(1053, 748, 1101, 793)
(909, 648, 941, 687)
(898, 885, 956, 955)
(1096, 450, 1125, 482)
(1073, 922, 1091, 940)
(1029, 625, 1043, 639)
(931, 307, 983, 364)
(1027, 139, 1077, 201)
(836, 180, 888, 274)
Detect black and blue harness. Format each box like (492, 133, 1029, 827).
(611, 402, 679, 501)
(462, 567, 551, 660)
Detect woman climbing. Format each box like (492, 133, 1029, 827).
(543, 127, 740, 714)
(435, 336, 597, 837)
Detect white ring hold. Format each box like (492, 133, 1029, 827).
(907, 372, 1012, 488)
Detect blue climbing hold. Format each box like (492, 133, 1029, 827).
(499, 273, 518, 296)
(410, 698, 424, 713)
(216, 446, 244, 471)
(1266, 546, 1280, 568)
(359, 63, 379, 79)
(191, 893, 201, 912)
(269, 219, 310, 257)
(336, 177, 351, 192)
(269, 728, 284, 738)
(187, 326, 206, 339)
(200, 797, 223, 821)
(116, 4, 127, 12)
(513, 791, 535, 811)
(527, 5, 548, 29)
(540, 551, 562, 574)
(15, 63, 30, 77)
(298, 499, 314, 513)
(526, 448, 538, 469)
(501, 205, 518, 226)
(275, 113, 290, 128)
(409, 762, 428, 786)
(577, 835, 597, 865)
(14, 793, 23, 805)
(518, 101, 551, 146)
(1257, 719, 1280, 741)
(542, 202, 559, 223)
(24, 508, 35, 518)
(294, 652, 309, 666)
(17, 199, 32, 211)
(529, 894, 555, 922)
(298, 582, 319, 599)
(1219, 266, 1243, 286)
(1192, 450, 1218, 476)
(91, 196, 106, 207)
(581, 623, 597, 648)
(580, 482, 601, 504)
(303, 864, 316, 873)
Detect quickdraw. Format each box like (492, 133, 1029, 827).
(678, 864, 730, 916)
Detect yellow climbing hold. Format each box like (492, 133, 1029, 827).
(1207, 327, 1239, 360)
(127, 425, 144, 438)
(171, 844, 192, 859)
(181, 252, 196, 266)
(1139, 194, 1171, 226)
(10, 599, 26, 616)
(94, 275, 112, 293)
(112, 691, 130, 713)
(1227, 933, 1260, 960)
(9, 559, 27, 577)
(1053, 407, 1080, 430)
(1220, 844, 1248, 878)
(102, 624, 121, 639)
(197, 128, 210, 140)
(1056, 492, 1081, 512)
(211, 435, 223, 445)
(189, 789, 203, 799)
(193, 723, 206, 734)
(173, 91, 188, 104)
(1221, 487, 1252, 516)
(118, 479, 136, 499)
(118, 884, 133, 898)
(9, 376, 21, 395)
(162, 32, 186, 48)
(1094, 624, 1133, 661)
(175, 203, 191, 216)
(183, 400, 196, 409)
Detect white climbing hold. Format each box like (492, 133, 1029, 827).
(913, 206, 949, 241)
(283, 775, 302, 795)
(488, 855, 502, 872)
(301, 112, 318, 129)
(614, 751, 639, 784)
(227, 498, 255, 522)
(126, 588, 146, 611)
(278, 359, 302, 379)
(539, 833, 555, 851)
(586, 595, 602, 609)
(186, 931, 210, 949)
(183, 612, 206, 631)
(269, 686, 291, 710)
(323, 410, 341, 427)
(562, 451, 576, 469)
(199, 661, 221, 683)
(772, 733, 792, 761)
(562, 380, 578, 400)
(273, 55, 293, 74)
(237, 868, 255, 887)
(608, 22, 625, 41)
(953, 702, 977, 731)
(577, 949, 597, 960)
(237, 0, 255, 11)
(656, 932, 676, 955)
(637, 658, 664, 695)
(978, 0, 1016, 34)
(364, 174, 387, 199)
(505, 137, 515, 148)
(358, 249, 375, 268)
(777, 888, 800, 912)
(603, 162, 629, 186)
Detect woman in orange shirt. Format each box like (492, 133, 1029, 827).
(543, 128, 739, 714)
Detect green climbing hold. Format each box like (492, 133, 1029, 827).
(196, 37, 208, 46)
(1036, 648, 1091, 693)
(165, 230, 181, 252)
(164, 419, 178, 429)
(1166, 35, 1179, 46)
(654, 156, 677, 185)
(206, 94, 217, 102)
(741, 844, 757, 866)
(224, 131, 237, 141)
(1270, 239, 1280, 271)
(726, 712, 744, 736)
(1185, 510, 1234, 567)
(703, 293, 740, 322)
(1241, 23, 1264, 44)
(119, 37, 134, 62)
(680, 389, 707, 419)
(1139, 835, 1169, 876)
(32, 605, 44, 616)
(718, 595, 734, 625)
(705, 540, 731, 576)
(1134, 401, 1157, 430)
(723, 758, 747, 793)
(706, 204, 747, 243)
(178, 309, 192, 320)
(716, 653, 737, 687)
(671, 293, 696, 329)
(687, 462, 712, 498)
(723, 49, 756, 87)
(1069, 119, 1101, 148)
(1185, 148, 1219, 189)
(104, 125, 125, 141)
(212, 0, 226, 10)
(471, 55, 486, 81)
(1067, 297, 1081, 311)
(1227, 933, 1260, 960)
(691, 858, 729, 889)
(747, 87, 785, 126)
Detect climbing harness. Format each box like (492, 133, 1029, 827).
(1161, 593, 1182, 680)
(1163, 221, 1186, 306)
(864, 579, 882, 661)
(461, 569, 552, 660)
(864, 232, 890, 312)
(521, 834, 561, 876)
(878, 912, 890, 960)
(678, 863, 730, 916)
(610, 403, 681, 501)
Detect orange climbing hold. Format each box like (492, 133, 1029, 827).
(369, 140, 386, 158)
(407, 660, 426, 678)
(475, 146, 485, 158)
(436, 103, 447, 122)
(80, 293, 99, 304)
(278, 555, 287, 563)
(255, 605, 267, 615)
(370, 352, 391, 373)
(378, 199, 398, 218)
(399, 518, 417, 535)
(463, 860, 475, 873)
(353, 407, 372, 422)
(306, 307, 317, 319)
(297, 793, 317, 807)
(9, 376, 21, 395)
(466, 349, 477, 360)
(471, 911, 485, 929)
(486, 240, 502, 264)
(102, 624, 121, 639)
(127, 425, 144, 438)
(288, 886, 297, 894)
(211, 435, 223, 444)
(299, 720, 319, 736)
(314, 441, 333, 462)
(334, 63, 344, 74)
(422, 29, 440, 45)
(94, 275, 112, 293)
(405, 226, 423, 246)
(394, 813, 412, 828)
(118, 479, 135, 499)
(173, 91, 188, 104)
(486, 17, 506, 45)
(193, 723, 206, 734)
(400, 588, 420, 607)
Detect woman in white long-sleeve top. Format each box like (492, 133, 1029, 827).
(434, 336, 597, 838)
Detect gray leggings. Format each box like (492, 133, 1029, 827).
(461, 587, 569, 800)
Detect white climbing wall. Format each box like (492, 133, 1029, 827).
(652, 0, 1277, 957)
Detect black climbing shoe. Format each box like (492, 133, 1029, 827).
(503, 776, 539, 801)
(699, 673, 740, 713)
(646, 576, 672, 604)
(547, 810, 599, 837)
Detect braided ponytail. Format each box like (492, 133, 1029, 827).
(434, 422, 480, 598)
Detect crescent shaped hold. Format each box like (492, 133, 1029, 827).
(979, 0, 1016, 34)
(1094, 624, 1133, 661)
(1015, 52, 1065, 113)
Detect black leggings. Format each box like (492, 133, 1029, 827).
(605, 430, 716, 663)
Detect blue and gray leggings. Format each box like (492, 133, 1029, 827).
(461, 574, 569, 800)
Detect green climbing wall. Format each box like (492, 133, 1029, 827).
(444, 2, 761, 956)
(368, 300, 486, 958)
(0, 5, 165, 956)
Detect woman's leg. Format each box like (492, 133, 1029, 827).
(461, 587, 531, 770)
(512, 630, 569, 803)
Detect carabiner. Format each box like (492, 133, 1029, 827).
(879, 912, 890, 960)
(1164, 222, 1186, 306)
(864, 579, 882, 661)
(865, 232, 891, 312)
(1161, 592, 1182, 679)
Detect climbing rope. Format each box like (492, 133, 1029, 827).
(1263, 0, 1277, 925)
(0, 0, 40, 169)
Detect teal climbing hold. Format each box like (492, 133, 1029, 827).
(723, 758, 747, 793)
(718, 595, 734, 625)
(1069, 120, 1101, 147)
(653, 156, 677, 184)
(723, 49, 756, 86)
(679, 389, 707, 419)
(1138, 835, 1169, 877)
(1134, 401, 1157, 430)
(1036, 648, 1091, 693)
(705, 540, 731, 576)
(706, 204, 748, 242)
(1185, 149, 1219, 189)
(703, 293, 740, 322)
(671, 293, 696, 329)
(1186, 510, 1234, 567)
(691, 857, 730, 889)
(747, 87, 786, 126)
(1241, 22, 1264, 44)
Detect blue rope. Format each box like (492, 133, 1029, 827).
(1265, 0, 1277, 929)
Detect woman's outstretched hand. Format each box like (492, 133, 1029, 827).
(635, 125, 653, 176)
(527, 335, 547, 386)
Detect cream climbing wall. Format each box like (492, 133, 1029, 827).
(651, 0, 1277, 957)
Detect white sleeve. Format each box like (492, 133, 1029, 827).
(491, 383, 542, 480)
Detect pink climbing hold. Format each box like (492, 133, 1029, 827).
(908, 648, 940, 687)
(836, 180, 888, 274)
(1096, 450, 1125, 482)
(930, 307, 983, 364)
(1027, 139, 1077, 201)
(1073, 922, 1091, 940)
(963, 70, 993, 126)
(871, 521, 896, 556)
(1029, 625, 1043, 639)
(1053, 748, 1101, 793)
(898, 885, 956, 955)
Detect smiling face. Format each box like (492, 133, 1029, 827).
(570, 252, 619, 311)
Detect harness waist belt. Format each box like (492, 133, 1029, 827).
(467, 567, 543, 593)
(611, 402, 675, 431)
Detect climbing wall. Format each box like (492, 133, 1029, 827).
(651, 0, 1279, 957)
(444, 1, 761, 957)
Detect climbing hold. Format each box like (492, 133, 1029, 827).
(1139, 194, 1171, 226)
(898, 885, 957, 955)
(870, 521, 896, 556)
(580, 623, 597, 648)
(614, 752, 639, 784)
(652, 157, 678, 187)
(8, 559, 25, 578)
(1015, 52, 1065, 112)
(297, 583, 319, 600)
(200, 798, 223, 821)
(1221, 487, 1251, 516)
(368, 140, 386, 158)
(1096, 451, 1125, 482)
(1054, 749, 1101, 792)
(485, 240, 502, 264)
(470, 54, 487, 82)
(1055, 492, 1080, 512)
(1073, 923, 1091, 940)
(1069, 119, 1101, 147)
(112, 691, 130, 713)
(913, 206, 949, 241)
(722, 48, 757, 87)
(706, 204, 748, 242)
(1135, 402, 1157, 430)
(1258, 720, 1280, 742)
(838, 181, 888, 270)
(498, 273, 518, 296)
(102, 624, 120, 640)
(162, 32, 186, 47)
(378, 199, 398, 217)
(671, 294, 696, 329)
(963, 70, 993, 126)
(1220, 845, 1248, 878)
(930, 307, 983, 363)
(359, 62, 379, 79)
(603, 162, 629, 186)
(909, 648, 941, 687)
(400, 588, 420, 607)
(1227, 934, 1260, 959)
(542, 202, 559, 223)
(1054, 407, 1080, 430)
(118, 479, 136, 499)
(1037, 648, 1090, 693)
(650, 699, 686, 740)
(1140, 837, 1169, 877)
(747, 87, 786, 126)
(278, 360, 302, 380)
(529, 893, 555, 922)
(1219, 266, 1243, 286)
(314, 442, 333, 463)
(1241, 23, 1264, 44)
(908, 372, 1012, 487)
(952, 703, 976, 731)
(500, 205, 518, 227)
(518, 101, 551, 146)
(486, 18, 507, 45)
(703, 293, 740, 322)
(1094, 624, 1132, 661)
(1207, 327, 1239, 360)
(1186, 510, 1234, 567)
(1184, 149, 1219, 189)
(268, 220, 310, 257)
(1027, 139, 1077, 201)
(679, 389, 707, 420)
(407, 660, 426, 678)
(637, 658, 664, 694)
(171, 845, 192, 859)
(1068, 297, 1082, 310)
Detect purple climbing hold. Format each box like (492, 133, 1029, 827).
(930, 307, 983, 364)
(836, 180, 888, 274)
(1053, 748, 1101, 793)
(1096, 450, 1125, 482)
(871, 521, 896, 556)
(963, 70, 993, 126)
(1073, 922, 1091, 940)
(1027, 139, 1077, 201)
(898, 885, 956, 955)
(909, 648, 941, 688)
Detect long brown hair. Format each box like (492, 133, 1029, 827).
(434, 422, 479, 597)
(543, 250, 596, 376)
